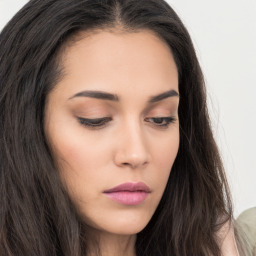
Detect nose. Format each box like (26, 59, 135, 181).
(113, 121, 150, 169)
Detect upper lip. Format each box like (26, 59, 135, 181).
(104, 182, 151, 193)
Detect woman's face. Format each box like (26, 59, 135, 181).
(44, 29, 179, 236)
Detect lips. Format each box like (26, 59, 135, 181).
(103, 182, 151, 205)
(104, 182, 151, 193)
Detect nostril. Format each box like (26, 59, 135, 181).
(120, 160, 149, 169)
(113, 136, 150, 169)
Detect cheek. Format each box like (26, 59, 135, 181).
(150, 130, 179, 187)
(53, 134, 102, 181)
(52, 139, 103, 211)
(48, 117, 102, 169)
(46, 122, 106, 199)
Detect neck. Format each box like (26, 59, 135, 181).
(87, 230, 136, 256)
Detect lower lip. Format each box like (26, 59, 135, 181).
(104, 191, 149, 205)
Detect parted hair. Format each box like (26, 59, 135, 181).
(0, 0, 232, 255)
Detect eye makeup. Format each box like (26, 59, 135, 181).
(76, 115, 177, 130)
(70, 95, 179, 130)
(144, 116, 177, 128)
(77, 117, 112, 128)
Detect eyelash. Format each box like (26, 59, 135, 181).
(77, 117, 112, 128)
(145, 116, 176, 128)
(77, 116, 176, 129)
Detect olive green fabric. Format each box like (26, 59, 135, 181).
(237, 207, 256, 256)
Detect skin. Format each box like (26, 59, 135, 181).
(44, 29, 180, 256)
(219, 222, 240, 256)
(44, 28, 239, 256)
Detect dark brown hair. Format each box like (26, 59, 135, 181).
(0, 0, 232, 255)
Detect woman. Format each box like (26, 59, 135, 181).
(0, 0, 239, 255)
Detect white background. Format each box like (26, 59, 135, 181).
(0, 0, 255, 217)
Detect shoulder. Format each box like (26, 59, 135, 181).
(218, 221, 240, 256)
(237, 207, 256, 233)
(236, 207, 256, 256)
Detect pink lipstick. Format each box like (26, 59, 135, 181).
(103, 182, 150, 205)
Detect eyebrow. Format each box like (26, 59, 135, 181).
(69, 89, 179, 103)
(149, 89, 179, 103)
(69, 90, 119, 101)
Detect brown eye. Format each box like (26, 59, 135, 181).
(77, 117, 112, 128)
(145, 116, 176, 128)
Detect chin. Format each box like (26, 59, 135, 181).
(108, 221, 148, 235)
(85, 213, 152, 236)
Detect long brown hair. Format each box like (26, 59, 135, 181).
(0, 0, 232, 255)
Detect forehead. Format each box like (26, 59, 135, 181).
(54, 29, 179, 98)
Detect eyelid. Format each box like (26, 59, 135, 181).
(76, 115, 177, 130)
(77, 117, 112, 129)
(144, 116, 177, 128)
